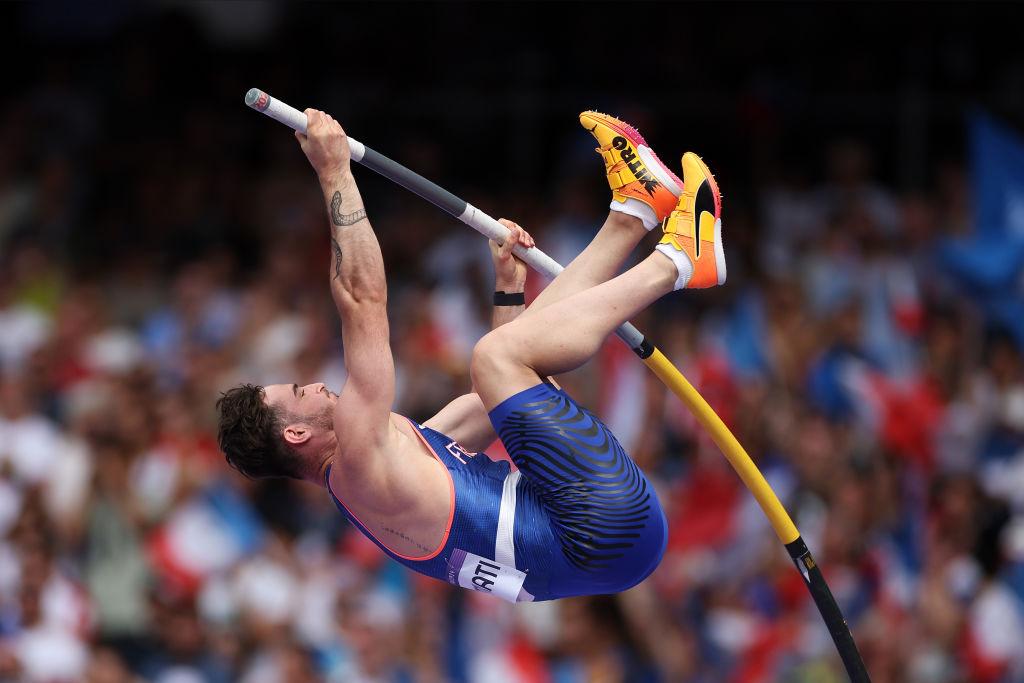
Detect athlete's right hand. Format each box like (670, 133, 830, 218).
(296, 109, 351, 181)
(490, 219, 535, 291)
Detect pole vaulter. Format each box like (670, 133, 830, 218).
(243, 88, 870, 683)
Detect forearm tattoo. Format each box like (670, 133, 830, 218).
(382, 526, 431, 554)
(330, 191, 367, 227)
(331, 238, 343, 279)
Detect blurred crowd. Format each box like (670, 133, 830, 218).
(4, 6, 1024, 683)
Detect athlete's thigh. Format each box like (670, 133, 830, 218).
(489, 381, 667, 590)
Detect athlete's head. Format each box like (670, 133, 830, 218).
(216, 382, 338, 480)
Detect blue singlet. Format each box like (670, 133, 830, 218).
(326, 381, 667, 602)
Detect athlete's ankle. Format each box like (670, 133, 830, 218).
(653, 245, 694, 290)
(609, 197, 660, 230)
(605, 208, 649, 236)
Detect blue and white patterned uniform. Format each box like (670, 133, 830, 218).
(326, 381, 667, 602)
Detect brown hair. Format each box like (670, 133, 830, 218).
(216, 384, 304, 480)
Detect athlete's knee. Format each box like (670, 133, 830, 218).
(470, 327, 524, 382)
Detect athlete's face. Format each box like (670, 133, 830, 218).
(263, 382, 338, 435)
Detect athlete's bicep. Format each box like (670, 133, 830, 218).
(335, 301, 394, 443)
(423, 393, 497, 454)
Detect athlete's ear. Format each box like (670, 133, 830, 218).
(283, 423, 312, 446)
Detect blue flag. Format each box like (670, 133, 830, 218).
(972, 112, 1024, 238)
(937, 113, 1024, 347)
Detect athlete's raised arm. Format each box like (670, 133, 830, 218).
(296, 110, 394, 454)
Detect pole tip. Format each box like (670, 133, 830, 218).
(245, 88, 269, 111)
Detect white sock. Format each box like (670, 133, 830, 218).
(610, 197, 659, 231)
(654, 244, 694, 290)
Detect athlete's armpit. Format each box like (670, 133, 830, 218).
(423, 393, 496, 454)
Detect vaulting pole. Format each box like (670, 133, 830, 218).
(245, 88, 871, 682)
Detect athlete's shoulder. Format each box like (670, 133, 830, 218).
(329, 414, 449, 515)
(330, 414, 407, 480)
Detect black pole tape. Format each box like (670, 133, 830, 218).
(635, 337, 655, 359)
(786, 537, 872, 682)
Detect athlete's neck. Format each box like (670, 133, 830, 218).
(308, 437, 337, 486)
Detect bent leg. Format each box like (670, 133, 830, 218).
(472, 252, 676, 410)
(520, 109, 683, 320)
(521, 211, 647, 318)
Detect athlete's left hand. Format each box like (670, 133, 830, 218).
(296, 109, 351, 183)
(491, 219, 534, 291)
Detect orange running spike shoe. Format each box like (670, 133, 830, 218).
(658, 152, 726, 289)
(579, 111, 683, 224)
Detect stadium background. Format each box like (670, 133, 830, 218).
(3, 2, 1024, 681)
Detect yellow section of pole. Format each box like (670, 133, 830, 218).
(641, 347, 800, 544)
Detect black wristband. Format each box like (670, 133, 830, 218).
(493, 290, 526, 306)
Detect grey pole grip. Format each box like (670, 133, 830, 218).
(245, 88, 366, 162)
